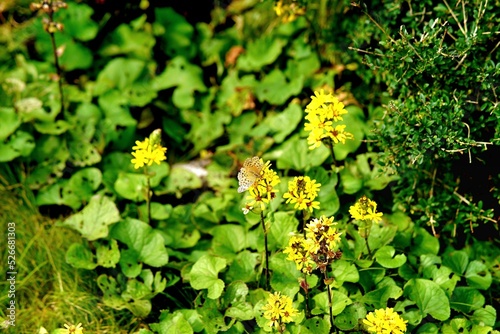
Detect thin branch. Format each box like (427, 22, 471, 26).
(443, 0, 466, 36)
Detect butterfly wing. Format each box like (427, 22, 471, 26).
(237, 168, 255, 193)
(237, 156, 263, 193)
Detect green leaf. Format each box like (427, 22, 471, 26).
(334, 303, 366, 331)
(65, 243, 97, 270)
(178, 309, 204, 332)
(375, 245, 407, 268)
(98, 91, 137, 129)
(359, 267, 386, 293)
(99, 22, 155, 59)
(442, 318, 470, 334)
(450, 287, 485, 313)
(268, 212, 299, 250)
(96, 239, 120, 268)
(340, 153, 399, 194)
(0, 107, 21, 141)
(181, 109, 230, 154)
(226, 250, 259, 283)
(331, 260, 359, 284)
(58, 195, 120, 240)
(110, 218, 169, 267)
(158, 210, 200, 249)
(67, 135, 102, 167)
(237, 36, 285, 71)
(312, 290, 351, 316)
(404, 278, 450, 321)
(368, 224, 398, 251)
(362, 285, 403, 309)
(212, 224, 248, 260)
(298, 317, 331, 333)
(471, 305, 496, 327)
(26, 135, 69, 189)
(251, 103, 303, 143)
(426, 265, 460, 297)
(333, 106, 365, 161)
(93, 58, 148, 96)
(67, 167, 102, 204)
(274, 134, 330, 170)
(61, 3, 98, 41)
(114, 172, 148, 202)
(152, 56, 207, 109)
(33, 120, 72, 135)
(416, 323, 439, 334)
(198, 298, 231, 333)
(443, 250, 469, 276)
(159, 165, 204, 198)
(270, 253, 301, 297)
(225, 302, 254, 321)
(119, 249, 142, 278)
(0, 131, 35, 162)
(254, 69, 304, 105)
(59, 39, 93, 71)
(190, 255, 227, 299)
(465, 260, 492, 290)
(150, 311, 194, 334)
(412, 227, 440, 256)
(154, 7, 196, 59)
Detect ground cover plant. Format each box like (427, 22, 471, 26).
(0, 0, 499, 333)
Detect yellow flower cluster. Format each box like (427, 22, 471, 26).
(304, 90, 353, 150)
(242, 160, 281, 212)
(130, 130, 167, 169)
(284, 216, 342, 274)
(262, 291, 298, 331)
(283, 234, 316, 274)
(349, 196, 383, 222)
(363, 308, 408, 334)
(62, 323, 84, 334)
(273, 0, 305, 23)
(283, 176, 321, 212)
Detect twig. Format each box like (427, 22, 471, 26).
(261, 211, 270, 290)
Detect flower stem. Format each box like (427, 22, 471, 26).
(327, 141, 337, 168)
(324, 271, 334, 331)
(261, 211, 270, 290)
(365, 236, 372, 258)
(46, 8, 65, 114)
(303, 273, 310, 318)
(145, 167, 151, 224)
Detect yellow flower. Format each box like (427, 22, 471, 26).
(283, 176, 321, 212)
(273, 0, 305, 23)
(130, 130, 167, 169)
(262, 292, 298, 330)
(61, 323, 84, 334)
(284, 215, 342, 274)
(328, 124, 354, 144)
(283, 235, 316, 274)
(304, 90, 353, 150)
(363, 308, 407, 334)
(349, 196, 383, 222)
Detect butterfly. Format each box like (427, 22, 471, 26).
(237, 156, 263, 193)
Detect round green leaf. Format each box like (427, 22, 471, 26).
(110, 218, 169, 267)
(375, 245, 407, 268)
(404, 278, 450, 321)
(190, 255, 227, 299)
(58, 195, 120, 240)
(465, 260, 492, 290)
(65, 243, 97, 270)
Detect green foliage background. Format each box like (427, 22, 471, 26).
(0, 0, 499, 333)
